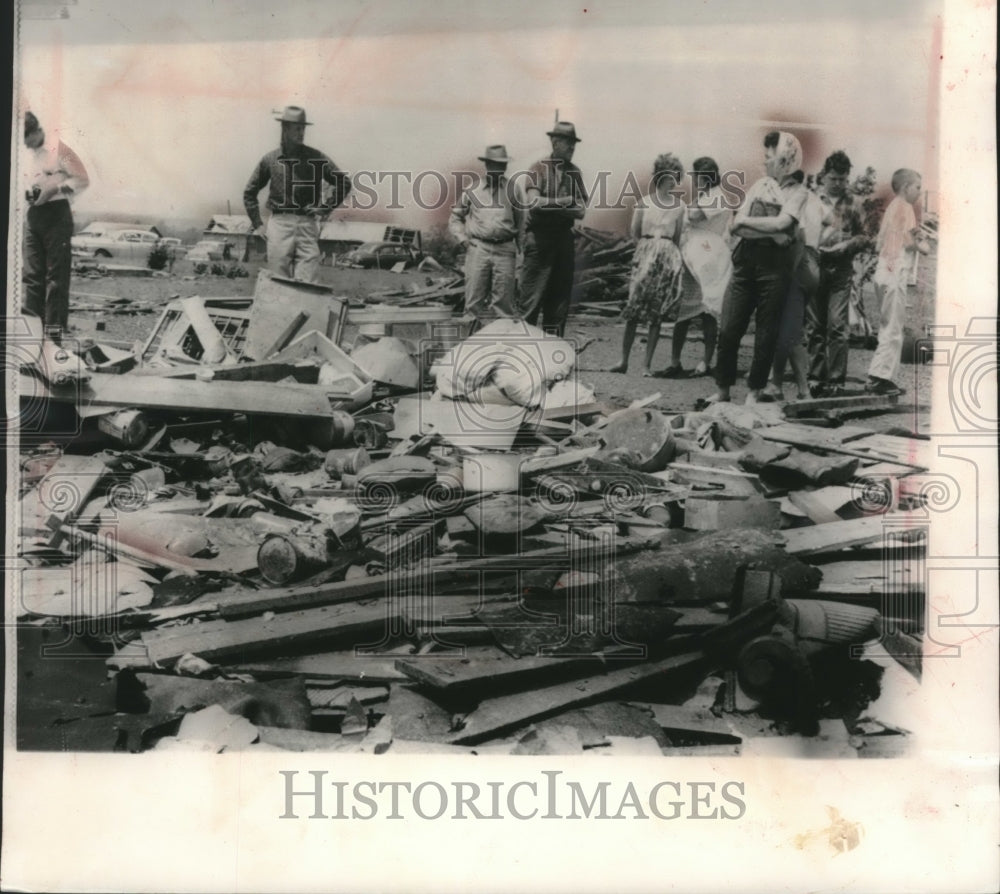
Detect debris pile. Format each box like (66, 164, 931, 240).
(572, 227, 636, 316)
(16, 272, 929, 755)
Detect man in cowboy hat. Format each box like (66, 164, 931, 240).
(22, 110, 89, 340)
(517, 121, 589, 337)
(244, 105, 351, 283)
(448, 144, 524, 325)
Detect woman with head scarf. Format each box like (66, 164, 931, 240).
(702, 131, 809, 406)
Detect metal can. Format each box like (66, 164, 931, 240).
(325, 446, 371, 478)
(97, 409, 151, 449)
(353, 419, 388, 449)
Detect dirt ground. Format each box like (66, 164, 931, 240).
(65, 249, 935, 436)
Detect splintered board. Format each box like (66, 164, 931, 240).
(446, 651, 705, 744)
(759, 423, 929, 470)
(244, 272, 347, 360)
(129, 601, 397, 667)
(68, 372, 337, 418)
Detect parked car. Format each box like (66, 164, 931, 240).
(71, 228, 163, 264)
(338, 241, 423, 270)
(159, 237, 186, 256)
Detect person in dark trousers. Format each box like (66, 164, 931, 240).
(704, 131, 807, 406)
(518, 121, 589, 337)
(22, 111, 89, 340)
(808, 150, 869, 396)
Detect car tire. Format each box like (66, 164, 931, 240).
(95, 249, 112, 258)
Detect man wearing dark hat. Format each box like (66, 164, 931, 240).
(244, 106, 352, 283)
(448, 144, 523, 324)
(518, 121, 589, 337)
(22, 111, 89, 339)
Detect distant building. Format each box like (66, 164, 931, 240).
(318, 220, 421, 264)
(203, 214, 266, 261)
(201, 215, 421, 264)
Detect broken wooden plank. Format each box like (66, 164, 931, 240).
(394, 648, 638, 696)
(260, 310, 310, 359)
(631, 702, 742, 747)
(219, 653, 409, 683)
(65, 372, 338, 418)
(783, 393, 899, 417)
(128, 600, 396, 667)
(347, 305, 455, 326)
(244, 271, 347, 361)
(781, 515, 926, 556)
(787, 489, 845, 524)
(447, 650, 705, 744)
(519, 446, 601, 476)
(760, 423, 926, 470)
(217, 538, 653, 620)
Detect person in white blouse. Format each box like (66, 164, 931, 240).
(22, 111, 90, 339)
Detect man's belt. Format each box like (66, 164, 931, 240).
(270, 208, 319, 216)
(470, 234, 515, 245)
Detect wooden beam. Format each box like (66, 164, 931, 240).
(133, 600, 396, 667)
(395, 648, 638, 696)
(447, 651, 705, 744)
(783, 393, 899, 418)
(781, 515, 926, 555)
(216, 538, 654, 620)
(63, 372, 338, 418)
(760, 424, 926, 470)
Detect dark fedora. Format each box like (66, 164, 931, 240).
(546, 121, 581, 143)
(274, 105, 312, 125)
(477, 144, 511, 163)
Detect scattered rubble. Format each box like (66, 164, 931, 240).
(15, 267, 930, 755)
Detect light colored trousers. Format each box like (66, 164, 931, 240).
(464, 240, 517, 320)
(868, 268, 907, 383)
(266, 213, 321, 283)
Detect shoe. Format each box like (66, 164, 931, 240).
(866, 377, 904, 396)
(655, 365, 686, 379)
(692, 361, 710, 377)
(694, 393, 728, 410)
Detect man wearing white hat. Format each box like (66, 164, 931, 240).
(448, 144, 523, 323)
(244, 106, 351, 283)
(518, 121, 589, 337)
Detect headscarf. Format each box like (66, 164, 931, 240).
(772, 131, 803, 178)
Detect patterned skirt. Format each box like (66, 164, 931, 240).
(621, 237, 684, 327)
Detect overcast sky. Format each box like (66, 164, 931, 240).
(16, 0, 941, 230)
